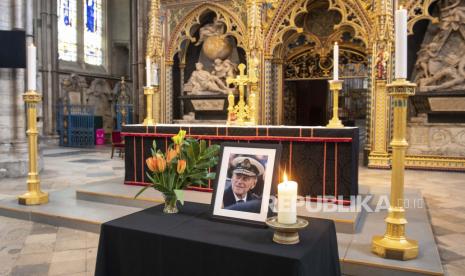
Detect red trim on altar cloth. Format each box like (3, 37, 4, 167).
(133, 138, 137, 183)
(121, 132, 352, 143)
(141, 137, 144, 183)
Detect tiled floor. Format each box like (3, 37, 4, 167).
(0, 145, 464, 275)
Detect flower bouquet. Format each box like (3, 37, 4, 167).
(135, 130, 220, 214)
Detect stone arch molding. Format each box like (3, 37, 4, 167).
(166, 3, 247, 62)
(264, 0, 374, 57)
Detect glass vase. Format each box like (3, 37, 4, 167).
(163, 194, 178, 214)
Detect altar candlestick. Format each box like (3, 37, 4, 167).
(333, 42, 339, 81)
(395, 6, 408, 79)
(278, 173, 298, 224)
(27, 44, 36, 91)
(146, 56, 152, 87)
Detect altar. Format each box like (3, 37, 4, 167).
(122, 124, 358, 204)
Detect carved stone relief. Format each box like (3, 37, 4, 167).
(86, 79, 115, 133)
(60, 74, 88, 105)
(414, 0, 465, 92)
(408, 114, 465, 157)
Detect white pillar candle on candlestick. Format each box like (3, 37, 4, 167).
(277, 174, 298, 224)
(395, 6, 408, 79)
(27, 44, 36, 91)
(333, 42, 339, 81)
(146, 56, 152, 87)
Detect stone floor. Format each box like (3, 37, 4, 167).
(0, 145, 464, 275)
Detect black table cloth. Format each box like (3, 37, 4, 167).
(95, 202, 341, 276)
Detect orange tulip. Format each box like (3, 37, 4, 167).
(174, 144, 181, 155)
(146, 157, 158, 172)
(156, 154, 167, 173)
(177, 159, 187, 174)
(166, 148, 177, 163)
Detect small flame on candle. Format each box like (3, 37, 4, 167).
(335, 42, 338, 46)
(283, 172, 288, 182)
(399, 5, 404, 10)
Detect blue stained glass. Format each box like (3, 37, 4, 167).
(63, 0, 70, 26)
(86, 0, 96, 32)
(58, 0, 77, 62)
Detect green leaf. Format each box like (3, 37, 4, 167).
(174, 189, 185, 205)
(205, 172, 216, 180)
(152, 140, 157, 151)
(199, 140, 206, 155)
(134, 184, 151, 199)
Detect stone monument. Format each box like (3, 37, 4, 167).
(180, 17, 240, 121)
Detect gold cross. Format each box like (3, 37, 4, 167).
(226, 64, 250, 124)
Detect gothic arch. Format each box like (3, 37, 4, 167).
(166, 3, 247, 62)
(264, 0, 373, 57)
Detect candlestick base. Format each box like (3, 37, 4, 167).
(266, 216, 309, 245)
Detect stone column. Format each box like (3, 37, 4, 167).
(38, 0, 59, 137)
(165, 62, 173, 123)
(0, 0, 29, 178)
(179, 63, 185, 118)
(274, 59, 284, 125)
(263, 58, 273, 124)
(367, 0, 394, 168)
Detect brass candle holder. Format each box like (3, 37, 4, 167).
(371, 78, 418, 260)
(18, 90, 48, 205)
(326, 80, 344, 128)
(266, 216, 309, 245)
(143, 86, 155, 126)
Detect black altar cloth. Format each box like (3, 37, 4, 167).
(95, 203, 341, 276)
(122, 124, 358, 203)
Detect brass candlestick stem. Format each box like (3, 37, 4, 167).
(18, 90, 48, 205)
(372, 78, 418, 260)
(326, 80, 344, 128)
(143, 86, 155, 126)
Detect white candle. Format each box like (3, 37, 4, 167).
(395, 6, 408, 79)
(146, 56, 151, 87)
(333, 42, 339, 81)
(153, 63, 159, 86)
(27, 44, 36, 91)
(277, 174, 298, 224)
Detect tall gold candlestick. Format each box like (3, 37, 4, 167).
(143, 86, 155, 126)
(18, 90, 48, 205)
(326, 80, 344, 128)
(372, 78, 418, 260)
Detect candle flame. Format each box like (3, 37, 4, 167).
(335, 42, 338, 45)
(283, 172, 288, 182)
(399, 5, 404, 10)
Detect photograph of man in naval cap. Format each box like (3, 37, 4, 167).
(222, 155, 266, 213)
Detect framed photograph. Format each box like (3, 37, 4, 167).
(210, 143, 282, 226)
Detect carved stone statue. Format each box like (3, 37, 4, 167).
(185, 62, 231, 95)
(195, 17, 225, 46)
(415, 0, 465, 92)
(212, 59, 237, 80)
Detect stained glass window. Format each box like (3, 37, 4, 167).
(84, 0, 103, 65)
(58, 0, 78, 61)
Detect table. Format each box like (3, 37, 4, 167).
(122, 124, 358, 204)
(95, 203, 341, 276)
